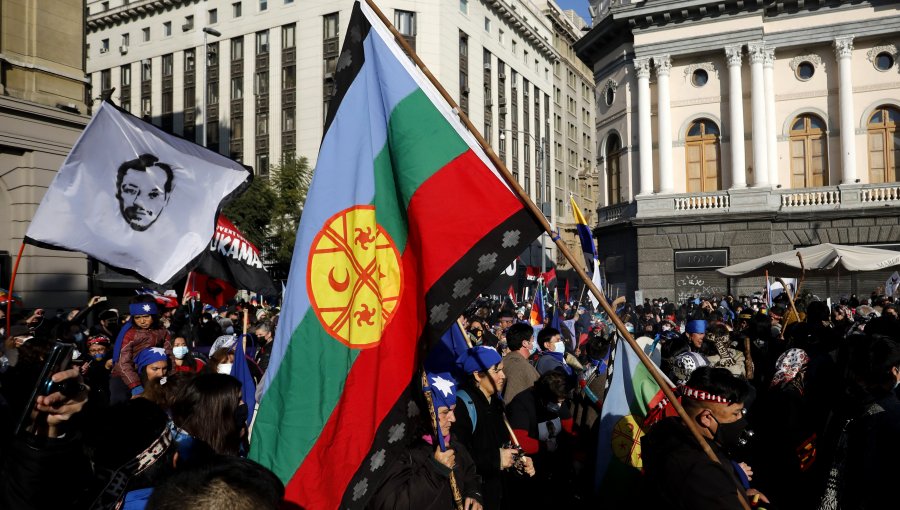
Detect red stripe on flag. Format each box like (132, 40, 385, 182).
(409, 150, 526, 290)
(284, 248, 424, 508)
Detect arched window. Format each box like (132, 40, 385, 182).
(789, 114, 828, 188)
(606, 134, 624, 205)
(867, 105, 900, 183)
(685, 119, 721, 192)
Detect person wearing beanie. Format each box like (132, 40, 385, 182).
(84, 334, 114, 411)
(111, 302, 173, 404)
(368, 372, 484, 510)
(453, 346, 534, 510)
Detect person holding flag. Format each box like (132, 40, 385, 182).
(453, 346, 535, 510)
(368, 372, 484, 510)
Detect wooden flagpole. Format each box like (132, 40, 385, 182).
(364, 2, 749, 508)
(5, 243, 25, 335)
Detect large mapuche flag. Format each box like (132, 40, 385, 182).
(249, 2, 542, 508)
(25, 102, 251, 284)
(595, 336, 670, 503)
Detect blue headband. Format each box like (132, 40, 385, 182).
(130, 302, 158, 316)
(135, 347, 168, 373)
(459, 346, 502, 374)
(426, 372, 457, 410)
(686, 320, 707, 334)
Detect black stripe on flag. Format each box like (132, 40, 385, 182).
(338, 207, 543, 507)
(323, 2, 371, 135)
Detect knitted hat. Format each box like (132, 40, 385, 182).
(686, 320, 707, 334)
(459, 346, 502, 374)
(135, 347, 168, 374)
(425, 372, 457, 410)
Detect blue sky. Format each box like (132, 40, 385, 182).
(554, 0, 591, 24)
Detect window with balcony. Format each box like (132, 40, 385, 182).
(867, 105, 900, 183)
(606, 134, 623, 205)
(789, 114, 828, 188)
(685, 119, 721, 193)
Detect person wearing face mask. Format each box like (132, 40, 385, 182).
(505, 371, 575, 507)
(534, 327, 573, 380)
(642, 366, 769, 509)
(501, 323, 540, 403)
(82, 335, 113, 411)
(172, 336, 206, 374)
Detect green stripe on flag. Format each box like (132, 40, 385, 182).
(374, 89, 468, 247)
(251, 308, 360, 482)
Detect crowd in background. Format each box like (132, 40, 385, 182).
(0, 284, 898, 509)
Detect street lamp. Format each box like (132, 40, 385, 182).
(202, 27, 222, 148)
(500, 130, 549, 275)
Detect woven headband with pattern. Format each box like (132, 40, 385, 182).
(680, 385, 733, 405)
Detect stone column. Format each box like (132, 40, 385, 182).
(763, 46, 779, 187)
(635, 57, 654, 195)
(748, 42, 769, 187)
(835, 36, 857, 184)
(725, 45, 747, 189)
(655, 55, 674, 193)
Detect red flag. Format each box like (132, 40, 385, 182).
(541, 267, 557, 283)
(565, 278, 570, 303)
(191, 271, 237, 309)
(525, 266, 540, 280)
(507, 285, 516, 303)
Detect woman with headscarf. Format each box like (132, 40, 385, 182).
(752, 348, 818, 509)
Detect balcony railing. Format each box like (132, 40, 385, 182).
(596, 182, 900, 225)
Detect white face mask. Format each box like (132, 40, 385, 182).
(528, 339, 539, 355)
(552, 341, 566, 354)
(173, 346, 189, 359)
(217, 363, 233, 374)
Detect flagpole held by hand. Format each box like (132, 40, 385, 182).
(363, 2, 749, 507)
(421, 372, 464, 510)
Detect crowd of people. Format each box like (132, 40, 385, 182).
(1, 285, 898, 509)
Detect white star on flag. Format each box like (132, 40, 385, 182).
(431, 375, 454, 397)
(148, 347, 166, 356)
(143, 304, 152, 313)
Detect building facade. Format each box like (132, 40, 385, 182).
(577, 0, 900, 301)
(1, 0, 90, 308)
(541, 1, 598, 271)
(86, 0, 576, 244)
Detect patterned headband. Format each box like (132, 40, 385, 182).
(89, 424, 174, 510)
(680, 385, 733, 405)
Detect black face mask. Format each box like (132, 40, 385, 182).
(712, 415, 749, 451)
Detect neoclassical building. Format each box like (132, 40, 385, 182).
(576, 0, 900, 301)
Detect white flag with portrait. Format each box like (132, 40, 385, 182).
(25, 102, 251, 284)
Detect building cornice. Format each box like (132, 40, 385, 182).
(485, 0, 558, 60)
(87, 0, 203, 32)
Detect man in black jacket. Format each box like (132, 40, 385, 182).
(641, 366, 767, 510)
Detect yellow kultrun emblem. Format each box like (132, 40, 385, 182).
(307, 205, 403, 349)
(611, 414, 646, 469)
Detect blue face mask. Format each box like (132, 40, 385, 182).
(528, 339, 539, 355)
(73, 332, 84, 342)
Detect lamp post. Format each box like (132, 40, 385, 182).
(500, 130, 548, 275)
(202, 27, 222, 148)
